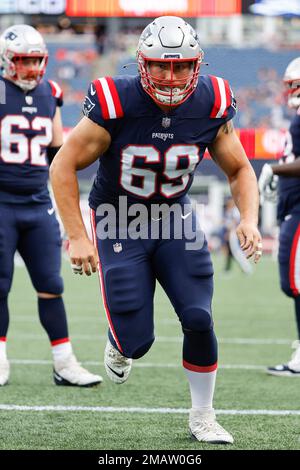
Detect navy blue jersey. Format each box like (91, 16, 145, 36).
(83, 74, 236, 209)
(277, 112, 300, 222)
(0, 77, 63, 204)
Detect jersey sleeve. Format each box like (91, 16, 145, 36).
(48, 79, 63, 107)
(208, 75, 237, 121)
(82, 77, 124, 129)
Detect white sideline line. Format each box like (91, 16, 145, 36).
(12, 316, 181, 326)
(219, 338, 291, 345)
(9, 333, 292, 345)
(0, 404, 299, 416)
(11, 315, 285, 326)
(9, 359, 266, 370)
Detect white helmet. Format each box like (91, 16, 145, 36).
(0, 24, 48, 91)
(283, 57, 300, 109)
(137, 16, 204, 107)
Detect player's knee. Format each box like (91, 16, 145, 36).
(186, 248, 214, 278)
(105, 266, 144, 314)
(129, 338, 155, 360)
(180, 307, 213, 332)
(34, 275, 64, 296)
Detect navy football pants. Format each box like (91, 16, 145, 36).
(279, 214, 300, 338)
(91, 205, 217, 368)
(0, 203, 64, 298)
(279, 215, 300, 298)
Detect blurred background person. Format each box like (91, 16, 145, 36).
(0, 24, 102, 387)
(259, 57, 300, 377)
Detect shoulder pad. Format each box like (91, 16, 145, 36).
(208, 75, 235, 119)
(91, 76, 124, 120)
(48, 79, 63, 102)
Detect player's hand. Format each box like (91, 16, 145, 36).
(258, 163, 278, 204)
(236, 221, 263, 264)
(68, 237, 98, 276)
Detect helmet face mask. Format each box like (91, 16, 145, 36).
(283, 57, 300, 109)
(137, 16, 204, 107)
(138, 54, 201, 106)
(0, 25, 48, 91)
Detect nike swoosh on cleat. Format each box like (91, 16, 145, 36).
(53, 372, 63, 382)
(47, 208, 55, 215)
(106, 364, 124, 378)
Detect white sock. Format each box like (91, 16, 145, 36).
(184, 368, 217, 412)
(0, 339, 7, 361)
(52, 341, 72, 362)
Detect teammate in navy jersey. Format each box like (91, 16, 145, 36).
(51, 17, 262, 443)
(259, 57, 300, 377)
(0, 24, 102, 387)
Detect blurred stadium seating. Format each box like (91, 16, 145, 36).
(45, 40, 97, 127)
(44, 37, 299, 131)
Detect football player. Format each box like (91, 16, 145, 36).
(0, 24, 102, 387)
(259, 57, 300, 377)
(51, 17, 262, 443)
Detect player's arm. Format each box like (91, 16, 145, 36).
(50, 116, 111, 275)
(47, 107, 64, 165)
(208, 120, 262, 262)
(272, 158, 300, 176)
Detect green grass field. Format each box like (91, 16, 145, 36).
(0, 255, 299, 450)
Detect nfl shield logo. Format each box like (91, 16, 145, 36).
(162, 117, 171, 128)
(113, 242, 122, 253)
(25, 96, 33, 105)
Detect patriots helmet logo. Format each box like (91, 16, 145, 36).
(230, 87, 237, 111)
(5, 32, 17, 41)
(82, 95, 95, 116)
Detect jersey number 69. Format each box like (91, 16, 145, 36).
(120, 144, 200, 198)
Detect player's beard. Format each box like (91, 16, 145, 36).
(14, 70, 40, 91)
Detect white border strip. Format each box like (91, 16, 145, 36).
(49, 79, 62, 99)
(9, 359, 266, 370)
(10, 333, 292, 345)
(8, 359, 266, 370)
(99, 77, 116, 119)
(0, 404, 299, 416)
(215, 77, 227, 118)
